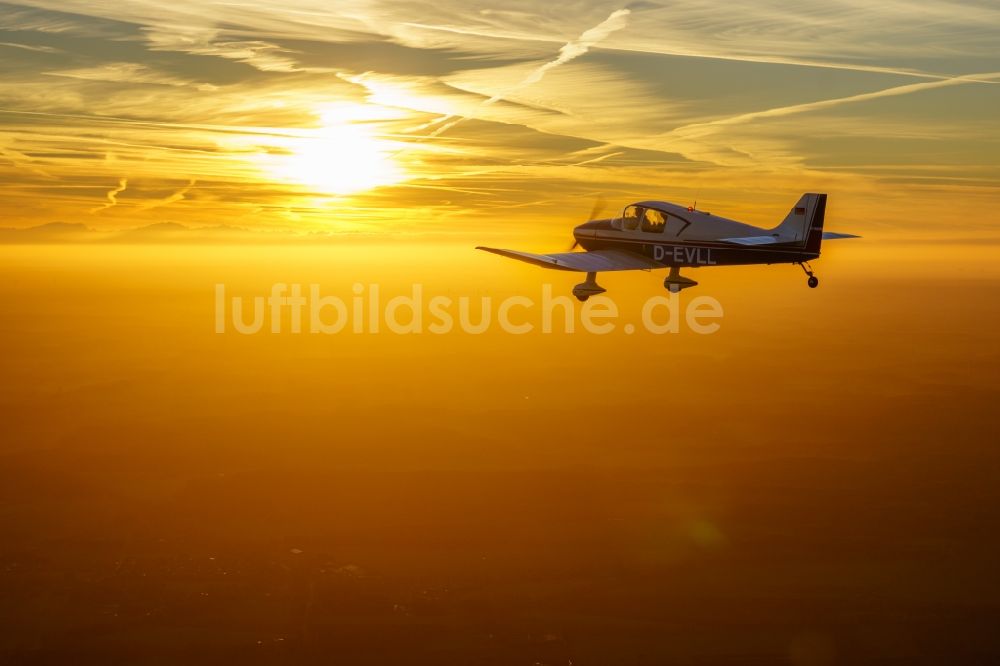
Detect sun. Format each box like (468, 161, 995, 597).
(270, 105, 404, 195)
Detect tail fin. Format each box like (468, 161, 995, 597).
(770, 193, 827, 254)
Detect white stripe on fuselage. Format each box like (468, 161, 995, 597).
(590, 234, 814, 258)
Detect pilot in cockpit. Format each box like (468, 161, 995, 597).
(622, 205, 642, 231)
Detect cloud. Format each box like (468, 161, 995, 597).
(0, 42, 61, 54)
(1, 0, 999, 235)
(0, 143, 53, 178)
(90, 177, 128, 213)
(648, 70, 1000, 167)
(421, 8, 631, 138)
(668, 71, 1000, 141)
(10, 1, 1000, 83)
(367, 1, 1000, 80)
(0, 6, 99, 34)
(45, 62, 214, 89)
(504, 8, 631, 89)
(142, 25, 307, 73)
(139, 179, 196, 210)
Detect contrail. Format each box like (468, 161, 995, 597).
(90, 177, 128, 214)
(423, 8, 631, 138)
(403, 19, 1000, 85)
(667, 71, 1000, 140)
(140, 179, 196, 210)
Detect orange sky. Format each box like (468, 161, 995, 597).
(2, 4, 1000, 661)
(0, 1, 998, 240)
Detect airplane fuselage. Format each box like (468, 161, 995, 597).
(577, 232, 820, 267)
(573, 197, 824, 267)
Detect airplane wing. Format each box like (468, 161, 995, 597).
(476, 247, 662, 272)
(720, 231, 860, 245)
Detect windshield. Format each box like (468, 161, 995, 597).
(622, 205, 667, 233)
(622, 205, 642, 230)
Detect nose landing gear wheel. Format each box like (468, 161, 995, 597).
(807, 275, 819, 289)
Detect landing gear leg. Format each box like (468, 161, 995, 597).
(572, 272, 606, 302)
(796, 261, 819, 288)
(663, 266, 699, 293)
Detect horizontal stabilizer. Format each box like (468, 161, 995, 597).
(476, 247, 661, 272)
(822, 231, 861, 240)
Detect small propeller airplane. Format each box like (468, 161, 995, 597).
(477, 193, 858, 301)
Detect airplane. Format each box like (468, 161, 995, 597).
(477, 193, 858, 301)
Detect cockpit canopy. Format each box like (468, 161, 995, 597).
(613, 204, 674, 233)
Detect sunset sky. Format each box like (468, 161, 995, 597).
(1, 0, 998, 238)
(3, 4, 1000, 663)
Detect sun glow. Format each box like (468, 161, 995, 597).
(270, 105, 405, 195)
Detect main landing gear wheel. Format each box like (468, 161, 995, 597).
(572, 271, 605, 302)
(663, 266, 698, 294)
(796, 261, 819, 289)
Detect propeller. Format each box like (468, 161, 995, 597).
(569, 196, 607, 250)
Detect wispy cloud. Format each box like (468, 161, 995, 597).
(0, 0, 998, 236)
(0, 41, 61, 53)
(0, 143, 53, 178)
(142, 25, 307, 73)
(644, 70, 1000, 168)
(668, 71, 1000, 141)
(419, 8, 631, 138)
(46, 62, 216, 89)
(90, 177, 128, 214)
(139, 179, 196, 210)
